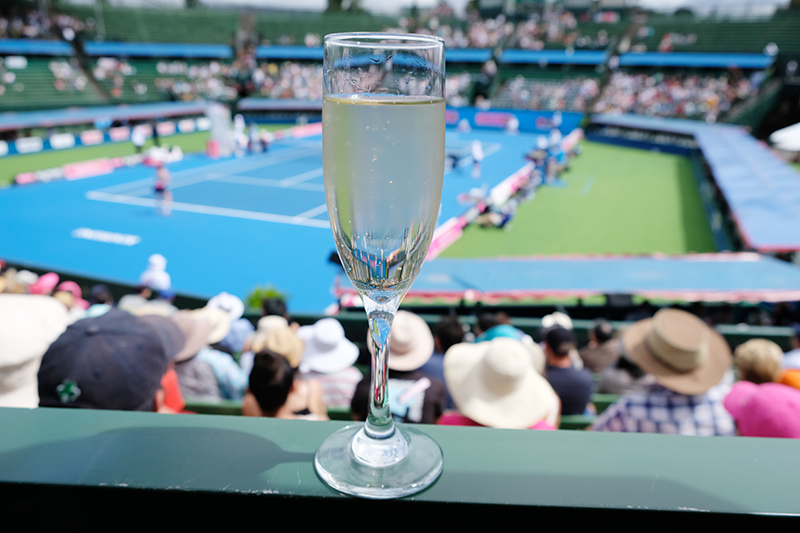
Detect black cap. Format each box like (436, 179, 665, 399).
(38, 309, 185, 411)
(545, 327, 576, 357)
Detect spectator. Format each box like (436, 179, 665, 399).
(580, 318, 624, 373)
(782, 324, 800, 370)
(139, 253, 171, 292)
(724, 381, 800, 439)
(0, 294, 69, 408)
(118, 285, 153, 315)
(351, 311, 446, 425)
(439, 337, 560, 429)
(241, 324, 304, 377)
(596, 351, 656, 395)
(418, 315, 465, 409)
(734, 339, 782, 385)
(543, 326, 594, 416)
(206, 292, 253, 355)
(242, 349, 328, 420)
(297, 318, 361, 410)
(592, 309, 735, 436)
(38, 309, 185, 412)
(171, 309, 247, 401)
(28, 272, 59, 296)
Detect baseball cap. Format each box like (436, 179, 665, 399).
(723, 381, 800, 439)
(545, 327, 576, 357)
(38, 309, 185, 411)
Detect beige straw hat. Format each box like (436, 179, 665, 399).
(622, 308, 731, 395)
(444, 337, 559, 429)
(366, 310, 434, 372)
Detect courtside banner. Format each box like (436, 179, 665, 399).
(109, 126, 131, 142)
(0, 140, 7, 157)
(49, 133, 76, 150)
(16, 137, 43, 154)
(178, 119, 196, 133)
(291, 122, 322, 138)
(80, 129, 104, 146)
(156, 121, 176, 136)
(196, 117, 212, 131)
(475, 111, 515, 128)
(445, 109, 460, 125)
(63, 158, 115, 180)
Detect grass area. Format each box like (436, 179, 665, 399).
(441, 141, 717, 258)
(792, 162, 800, 173)
(0, 124, 293, 188)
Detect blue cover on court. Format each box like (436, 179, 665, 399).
(500, 49, 607, 65)
(396, 254, 800, 302)
(0, 128, 541, 311)
(694, 127, 800, 252)
(0, 101, 208, 132)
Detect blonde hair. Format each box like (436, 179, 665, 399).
(734, 339, 783, 384)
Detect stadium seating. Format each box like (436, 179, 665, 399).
(634, 12, 800, 54)
(64, 6, 239, 44)
(0, 57, 105, 112)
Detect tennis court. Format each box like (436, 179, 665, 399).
(0, 126, 537, 311)
(440, 141, 717, 258)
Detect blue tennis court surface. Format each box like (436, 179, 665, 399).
(0, 128, 538, 311)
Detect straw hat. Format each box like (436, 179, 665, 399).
(366, 311, 433, 372)
(444, 337, 559, 429)
(192, 307, 231, 344)
(261, 326, 304, 368)
(622, 308, 731, 395)
(257, 315, 289, 335)
(171, 311, 214, 362)
(297, 318, 358, 374)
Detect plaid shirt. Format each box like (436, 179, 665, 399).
(591, 378, 735, 436)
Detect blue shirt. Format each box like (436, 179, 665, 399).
(195, 346, 247, 400)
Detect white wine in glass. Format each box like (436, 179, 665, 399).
(314, 33, 445, 499)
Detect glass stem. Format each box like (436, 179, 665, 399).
(363, 296, 401, 439)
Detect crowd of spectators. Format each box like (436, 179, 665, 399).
(494, 75, 600, 112)
(0, 10, 87, 41)
(592, 71, 757, 123)
(512, 9, 614, 51)
(2, 251, 799, 440)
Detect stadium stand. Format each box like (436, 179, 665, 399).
(0, 56, 105, 111)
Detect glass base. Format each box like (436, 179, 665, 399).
(314, 424, 443, 499)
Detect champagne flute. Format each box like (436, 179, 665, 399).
(314, 33, 445, 499)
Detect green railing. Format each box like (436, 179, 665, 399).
(1, 407, 797, 521)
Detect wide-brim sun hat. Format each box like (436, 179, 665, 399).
(622, 308, 731, 396)
(0, 294, 69, 408)
(171, 311, 214, 362)
(444, 337, 559, 429)
(366, 310, 433, 372)
(207, 292, 245, 322)
(192, 307, 231, 345)
(297, 318, 358, 374)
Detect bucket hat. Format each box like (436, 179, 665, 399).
(366, 311, 433, 372)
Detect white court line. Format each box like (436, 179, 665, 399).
(95, 145, 321, 195)
(294, 203, 328, 219)
(581, 176, 596, 196)
(86, 191, 330, 229)
(215, 175, 324, 192)
(279, 167, 323, 187)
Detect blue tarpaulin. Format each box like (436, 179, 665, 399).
(500, 49, 607, 65)
(360, 254, 800, 303)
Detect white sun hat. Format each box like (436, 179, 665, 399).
(297, 318, 359, 374)
(444, 337, 559, 429)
